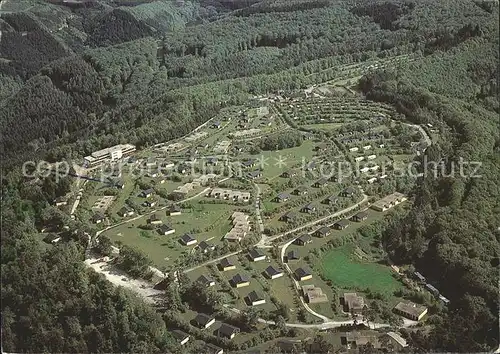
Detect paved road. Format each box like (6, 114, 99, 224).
(277, 190, 410, 328)
(185, 192, 369, 272)
(280, 237, 331, 322)
(279, 234, 390, 329)
(183, 249, 243, 273)
(224, 304, 389, 330)
(253, 183, 265, 234)
(406, 123, 432, 150)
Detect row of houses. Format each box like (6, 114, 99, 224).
(171, 320, 239, 351)
(413, 272, 450, 305)
(224, 212, 251, 242)
(229, 265, 284, 289)
(213, 140, 232, 154)
(371, 192, 407, 212)
(354, 154, 377, 162)
(207, 188, 251, 203)
(275, 185, 356, 204)
(230, 128, 261, 138)
(185, 131, 208, 142)
(340, 133, 385, 146)
(199, 259, 269, 307)
(282, 210, 367, 231)
(172, 174, 218, 197)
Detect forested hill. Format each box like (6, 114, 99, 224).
(1, 0, 499, 352)
(0, 0, 214, 79)
(1, 0, 497, 167)
(359, 38, 499, 352)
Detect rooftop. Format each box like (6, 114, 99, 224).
(316, 226, 331, 235)
(247, 290, 264, 302)
(220, 258, 235, 268)
(248, 248, 265, 259)
(199, 240, 214, 250)
(172, 330, 189, 341)
(205, 343, 223, 354)
(386, 332, 408, 348)
(218, 323, 240, 336)
(265, 265, 283, 276)
(158, 224, 174, 233)
(335, 219, 350, 227)
(394, 301, 428, 317)
(232, 273, 250, 284)
(354, 211, 368, 219)
(287, 250, 300, 260)
(196, 274, 215, 285)
(194, 313, 215, 326)
(295, 267, 312, 278)
(344, 292, 365, 310)
(180, 233, 196, 243)
(297, 234, 312, 243)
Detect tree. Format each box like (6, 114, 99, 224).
(96, 235, 113, 256)
(242, 307, 262, 330)
(275, 315, 288, 336)
(310, 334, 335, 353)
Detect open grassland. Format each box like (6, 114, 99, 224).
(258, 140, 316, 179)
(319, 244, 402, 297)
(103, 201, 242, 269)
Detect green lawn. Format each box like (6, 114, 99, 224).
(258, 140, 316, 179)
(319, 245, 402, 296)
(220, 261, 278, 314)
(103, 201, 241, 269)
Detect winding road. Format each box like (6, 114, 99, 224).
(405, 123, 432, 150)
(278, 201, 375, 323)
(224, 304, 389, 330)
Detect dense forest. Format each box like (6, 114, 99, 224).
(1, 0, 499, 352)
(359, 38, 499, 352)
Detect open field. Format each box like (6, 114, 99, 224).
(282, 207, 397, 318)
(320, 245, 402, 297)
(102, 201, 246, 269)
(247, 139, 317, 180)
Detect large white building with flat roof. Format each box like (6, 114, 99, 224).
(84, 144, 136, 167)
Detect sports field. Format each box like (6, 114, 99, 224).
(320, 244, 402, 296)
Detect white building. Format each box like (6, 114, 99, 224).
(84, 144, 136, 167)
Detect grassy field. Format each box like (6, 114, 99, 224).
(258, 140, 316, 179)
(103, 201, 242, 269)
(280, 207, 395, 318)
(319, 244, 402, 297)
